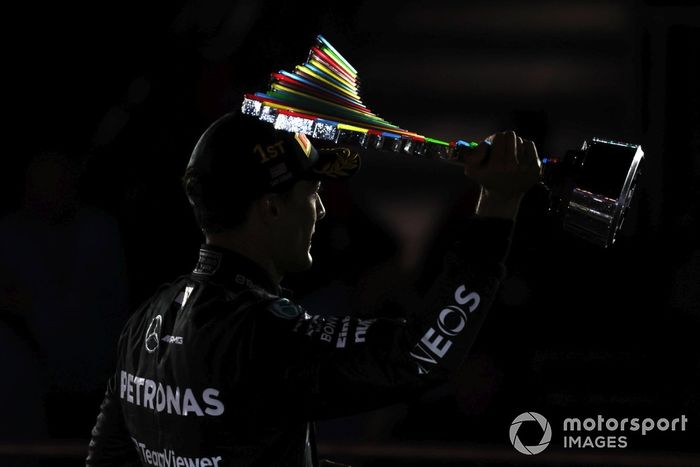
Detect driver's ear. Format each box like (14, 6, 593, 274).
(257, 193, 281, 223)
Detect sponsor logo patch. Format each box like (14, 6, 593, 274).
(120, 370, 224, 417)
(270, 162, 288, 179)
(409, 284, 481, 375)
(145, 315, 162, 353)
(313, 147, 360, 178)
(268, 298, 301, 320)
(193, 250, 222, 275)
(161, 335, 183, 345)
(131, 437, 223, 467)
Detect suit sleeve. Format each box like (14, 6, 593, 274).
(86, 313, 142, 467)
(85, 373, 140, 466)
(250, 217, 514, 421)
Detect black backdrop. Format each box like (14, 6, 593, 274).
(3, 1, 699, 465)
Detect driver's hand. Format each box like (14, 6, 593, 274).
(463, 131, 542, 219)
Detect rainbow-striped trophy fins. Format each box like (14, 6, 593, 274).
(241, 35, 479, 160)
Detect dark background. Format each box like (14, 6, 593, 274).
(2, 0, 699, 465)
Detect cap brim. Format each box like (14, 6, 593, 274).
(309, 146, 361, 180)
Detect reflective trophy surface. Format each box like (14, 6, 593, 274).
(543, 138, 643, 248)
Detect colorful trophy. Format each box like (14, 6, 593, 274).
(241, 35, 644, 248)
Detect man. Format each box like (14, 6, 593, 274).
(87, 111, 540, 466)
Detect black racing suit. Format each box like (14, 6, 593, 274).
(86, 217, 513, 467)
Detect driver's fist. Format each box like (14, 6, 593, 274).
(463, 131, 542, 219)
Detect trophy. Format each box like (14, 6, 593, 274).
(241, 35, 644, 248)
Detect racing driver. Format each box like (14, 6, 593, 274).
(86, 110, 541, 466)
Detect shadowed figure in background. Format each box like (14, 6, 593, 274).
(0, 151, 128, 439)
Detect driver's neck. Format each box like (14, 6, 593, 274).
(205, 230, 282, 285)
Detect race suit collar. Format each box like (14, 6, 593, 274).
(192, 244, 282, 296)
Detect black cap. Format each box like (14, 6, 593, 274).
(185, 111, 360, 208)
